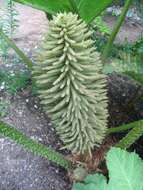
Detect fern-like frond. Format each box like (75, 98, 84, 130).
(0, 0, 19, 61)
(33, 13, 108, 155)
(103, 54, 143, 86)
(91, 16, 110, 35)
(0, 0, 19, 37)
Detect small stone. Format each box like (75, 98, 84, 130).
(26, 99, 29, 103)
(0, 82, 5, 90)
(34, 104, 38, 109)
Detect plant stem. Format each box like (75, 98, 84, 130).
(107, 120, 143, 134)
(102, 0, 132, 63)
(0, 28, 33, 70)
(0, 121, 72, 169)
(116, 121, 143, 149)
(68, 0, 79, 14)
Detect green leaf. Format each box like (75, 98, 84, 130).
(107, 148, 143, 190)
(103, 63, 115, 74)
(72, 183, 86, 190)
(72, 148, 143, 190)
(124, 71, 143, 86)
(103, 57, 143, 86)
(75, 0, 81, 5)
(73, 183, 97, 190)
(72, 174, 107, 190)
(13, 0, 113, 23)
(77, 0, 113, 23)
(85, 174, 107, 190)
(13, 0, 72, 14)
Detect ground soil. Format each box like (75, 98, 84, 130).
(0, 93, 70, 190)
(104, 15, 143, 44)
(0, 1, 143, 190)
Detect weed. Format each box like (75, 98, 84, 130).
(0, 69, 31, 95)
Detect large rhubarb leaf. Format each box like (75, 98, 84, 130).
(13, 0, 72, 14)
(72, 148, 143, 190)
(107, 148, 143, 190)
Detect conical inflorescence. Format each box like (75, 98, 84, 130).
(33, 13, 108, 155)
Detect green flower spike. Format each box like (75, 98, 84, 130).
(33, 13, 108, 155)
